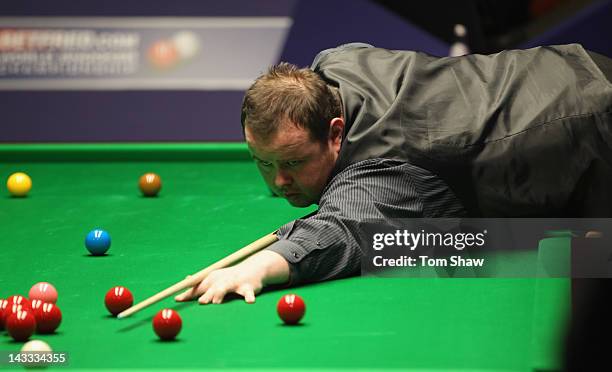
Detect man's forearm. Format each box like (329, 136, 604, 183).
(240, 250, 290, 286)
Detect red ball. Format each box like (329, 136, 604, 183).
(277, 294, 306, 325)
(153, 309, 182, 340)
(2, 302, 30, 328)
(105, 286, 134, 316)
(29, 282, 58, 304)
(0, 299, 6, 330)
(6, 309, 37, 342)
(6, 295, 31, 310)
(30, 299, 44, 311)
(33, 302, 62, 334)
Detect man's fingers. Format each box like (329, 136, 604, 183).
(175, 287, 197, 302)
(238, 288, 256, 304)
(175, 275, 212, 302)
(212, 288, 228, 304)
(199, 288, 214, 304)
(185, 268, 261, 305)
(198, 287, 227, 304)
(198, 282, 236, 305)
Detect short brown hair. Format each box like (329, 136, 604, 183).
(241, 62, 342, 143)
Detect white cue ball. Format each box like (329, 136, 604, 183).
(21, 340, 52, 352)
(20, 340, 52, 368)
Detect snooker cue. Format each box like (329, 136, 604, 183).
(117, 231, 279, 319)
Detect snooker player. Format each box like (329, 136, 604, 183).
(176, 43, 612, 305)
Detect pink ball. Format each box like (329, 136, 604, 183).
(29, 282, 58, 304)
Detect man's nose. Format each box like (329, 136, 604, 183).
(274, 170, 292, 188)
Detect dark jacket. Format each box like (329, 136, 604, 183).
(312, 43, 612, 217)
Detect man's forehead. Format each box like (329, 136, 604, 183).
(245, 122, 314, 155)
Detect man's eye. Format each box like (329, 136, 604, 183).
(259, 160, 272, 167)
(286, 160, 302, 167)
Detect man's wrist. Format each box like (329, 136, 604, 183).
(258, 250, 291, 286)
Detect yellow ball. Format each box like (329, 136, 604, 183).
(7, 172, 32, 197)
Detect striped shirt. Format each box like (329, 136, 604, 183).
(266, 158, 466, 285)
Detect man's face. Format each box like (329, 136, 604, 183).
(245, 119, 343, 207)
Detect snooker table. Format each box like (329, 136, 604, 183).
(0, 143, 571, 371)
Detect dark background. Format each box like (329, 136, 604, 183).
(1, 0, 610, 142)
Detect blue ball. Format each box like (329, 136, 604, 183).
(85, 229, 111, 256)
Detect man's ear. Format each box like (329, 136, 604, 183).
(329, 117, 344, 150)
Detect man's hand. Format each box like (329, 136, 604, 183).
(174, 250, 290, 304)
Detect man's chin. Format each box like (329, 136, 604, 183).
(285, 195, 313, 208)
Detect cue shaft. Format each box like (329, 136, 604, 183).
(117, 232, 279, 319)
